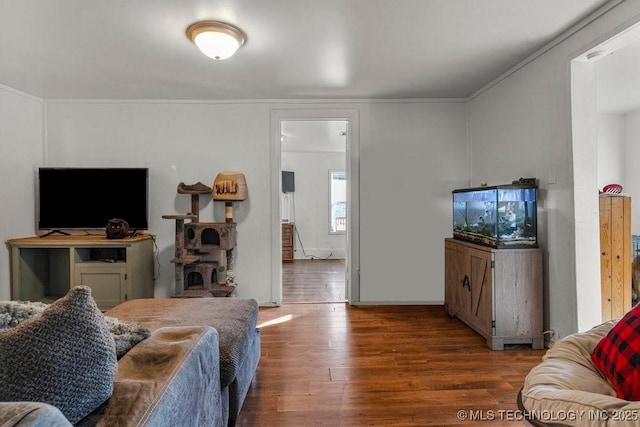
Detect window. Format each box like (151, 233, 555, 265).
(329, 170, 346, 234)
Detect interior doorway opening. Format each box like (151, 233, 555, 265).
(280, 120, 347, 303)
(269, 109, 360, 306)
(571, 21, 640, 331)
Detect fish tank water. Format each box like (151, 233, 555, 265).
(452, 183, 537, 248)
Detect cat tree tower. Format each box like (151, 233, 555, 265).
(163, 172, 247, 297)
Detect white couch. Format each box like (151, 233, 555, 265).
(519, 321, 640, 427)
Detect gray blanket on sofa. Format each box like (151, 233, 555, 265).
(105, 298, 259, 388)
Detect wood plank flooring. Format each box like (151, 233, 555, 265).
(283, 259, 346, 303)
(236, 303, 546, 426)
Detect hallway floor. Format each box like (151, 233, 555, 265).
(282, 259, 345, 303)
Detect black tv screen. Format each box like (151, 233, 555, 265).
(282, 171, 295, 193)
(38, 168, 149, 233)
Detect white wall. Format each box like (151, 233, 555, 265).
(468, 1, 640, 339)
(597, 113, 624, 189)
(595, 110, 640, 236)
(43, 100, 467, 304)
(571, 60, 603, 334)
(626, 109, 640, 235)
(358, 102, 468, 303)
(281, 151, 345, 259)
(0, 85, 44, 300)
(44, 101, 273, 302)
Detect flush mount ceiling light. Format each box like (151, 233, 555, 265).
(586, 50, 607, 61)
(186, 21, 246, 60)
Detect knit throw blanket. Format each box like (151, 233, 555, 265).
(0, 300, 150, 358)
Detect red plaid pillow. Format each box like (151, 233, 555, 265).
(592, 304, 640, 400)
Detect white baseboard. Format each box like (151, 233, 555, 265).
(294, 247, 345, 259)
(351, 300, 445, 305)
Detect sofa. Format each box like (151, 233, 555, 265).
(519, 320, 640, 427)
(0, 288, 260, 427)
(103, 297, 261, 427)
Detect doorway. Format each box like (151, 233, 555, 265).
(280, 120, 347, 303)
(270, 109, 360, 306)
(571, 21, 640, 331)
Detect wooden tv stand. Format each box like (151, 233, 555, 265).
(7, 234, 155, 310)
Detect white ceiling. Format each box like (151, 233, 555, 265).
(0, 0, 614, 101)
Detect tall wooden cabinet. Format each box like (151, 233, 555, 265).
(444, 238, 543, 350)
(282, 223, 295, 262)
(599, 195, 632, 321)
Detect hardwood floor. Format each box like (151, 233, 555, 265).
(283, 259, 346, 303)
(236, 303, 546, 426)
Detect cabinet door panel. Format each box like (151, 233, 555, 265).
(467, 247, 493, 336)
(75, 266, 127, 310)
(445, 242, 469, 314)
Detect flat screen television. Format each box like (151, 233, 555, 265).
(37, 167, 149, 235)
(282, 171, 295, 193)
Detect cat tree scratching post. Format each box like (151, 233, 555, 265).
(162, 213, 198, 297)
(213, 172, 248, 223)
(162, 182, 210, 297)
(164, 179, 245, 298)
(213, 172, 248, 273)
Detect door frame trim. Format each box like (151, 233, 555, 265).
(270, 108, 360, 305)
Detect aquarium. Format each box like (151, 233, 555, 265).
(452, 184, 537, 248)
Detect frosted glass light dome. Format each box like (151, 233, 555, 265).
(187, 21, 246, 60)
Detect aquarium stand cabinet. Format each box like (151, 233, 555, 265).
(7, 234, 155, 310)
(444, 238, 543, 350)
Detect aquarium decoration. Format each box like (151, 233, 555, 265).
(452, 180, 538, 248)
